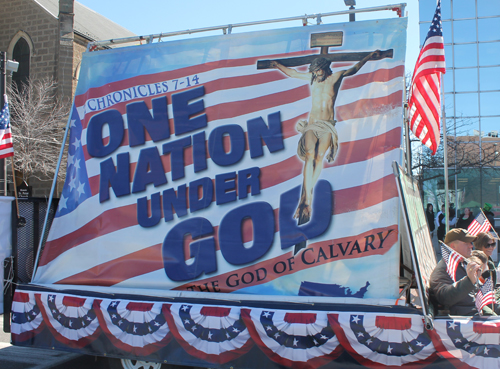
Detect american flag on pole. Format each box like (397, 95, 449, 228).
(31, 19, 405, 297)
(440, 242, 465, 282)
(0, 94, 14, 159)
(467, 212, 492, 236)
(475, 276, 495, 313)
(408, 0, 446, 154)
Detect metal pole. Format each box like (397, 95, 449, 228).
(349, 6, 356, 22)
(88, 3, 406, 49)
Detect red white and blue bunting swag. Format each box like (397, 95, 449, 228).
(11, 290, 500, 369)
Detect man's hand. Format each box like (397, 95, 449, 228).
(466, 261, 481, 284)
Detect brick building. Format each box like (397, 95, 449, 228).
(0, 0, 134, 197)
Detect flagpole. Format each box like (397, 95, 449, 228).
(480, 208, 499, 239)
(442, 80, 449, 233)
(10, 157, 19, 218)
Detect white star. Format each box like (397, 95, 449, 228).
(226, 332, 230, 338)
(313, 339, 319, 345)
(11, 314, 16, 321)
(351, 315, 360, 324)
(70, 119, 76, 128)
(293, 338, 298, 346)
(181, 305, 189, 311)
(74, 158, 81, 170)
(387, 345, 392, 354)
(484, 347, 489, 355)
(32, 311, 36, 316)
(454, 338, 461, 343)
(274, 332, 280, 339)
(148, 326, 152, 332)
(191, 326, 197, 332)
(72, 137, 81, 149)
(69, 320, 73, 327)
(263, 311, 271, 318)
(111, 301, 118, 307)
(68, 176, 77, 191)
(154, 322, 160, 326)
(408, 346, 414, 353)
(86, 317, 91, 321)
(208, 331, 213, 340)
(416, 341, 424, 347)
(77, 182, 86, 197)
(49, 295, 55, 302)
(464, 343, 470, 349)
(448, 321, 458, 330)
(112, 314, 117, 319)
(52, 310, 57, 314)
(67, 153, 74, 166)
(320, 334, 328, 340)
(184, 319, 190, 325)
(357, 332, 364, 338)
(133, 325, 137, 333)
(265, 325, 273, 331)
(366, 338, 373, 345)
(118, 320, 123, 325)
(232, 327, 240, 333)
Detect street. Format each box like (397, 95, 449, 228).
(0, 314, 98, 369)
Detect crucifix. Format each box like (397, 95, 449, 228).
(257, 32, 393, 254)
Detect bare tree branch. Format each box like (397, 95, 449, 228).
(8, 77, 71, 182)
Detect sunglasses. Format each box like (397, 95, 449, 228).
(485, 242, 497, 249)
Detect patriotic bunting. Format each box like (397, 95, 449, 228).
(95, 299, 172, 356)
(241, 308, 343, 369)
(430, 318, 500, 369)
(10, 291, 44, 342)
(10, 289, 500, 368)
(35, 292, 100, 348)
(165, 303, 252, 364)
(330, 313, 437, 368)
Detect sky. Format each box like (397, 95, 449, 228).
(77, 0, 421, 70)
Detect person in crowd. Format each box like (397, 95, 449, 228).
(429, 228, 481, 315)
(483, 202, 495, 229)
(426, 203, 435, 238)
(469, 250, 497, 316)
(437, 205, 446, 242)
(457, 207, 474, 230)
(474, 232, 498, 287)
(437, 207, 456, 242)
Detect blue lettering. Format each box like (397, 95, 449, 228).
(127, 97, 170, 147)
(99, 153, 130, 202)
(163, 217, 217, 281)
(219, 202, 274, 265)
(247, 112, 284, 158)
(87, 109, 124, 158)
(137, 192, 162, 227)
(162, 136, 191, 181)
(132, 147, 167, 193)
(189, 177, 213, 212)
(208, 125, 245, 166)
(172, 86, 207, 136)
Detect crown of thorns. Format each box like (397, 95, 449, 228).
(309, 57, 330, 72)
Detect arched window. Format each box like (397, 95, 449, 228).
(12, 37, 30, 91)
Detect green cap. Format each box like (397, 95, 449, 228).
(484, 203, 492, 212)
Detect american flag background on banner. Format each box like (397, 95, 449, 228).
(32, 18, 406, 300)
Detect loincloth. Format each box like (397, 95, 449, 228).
(296, 119, 338, 163)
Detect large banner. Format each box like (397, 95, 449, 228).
(33, 18, 407, 301)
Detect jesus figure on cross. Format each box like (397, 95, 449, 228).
(270, 49, 382, 224)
